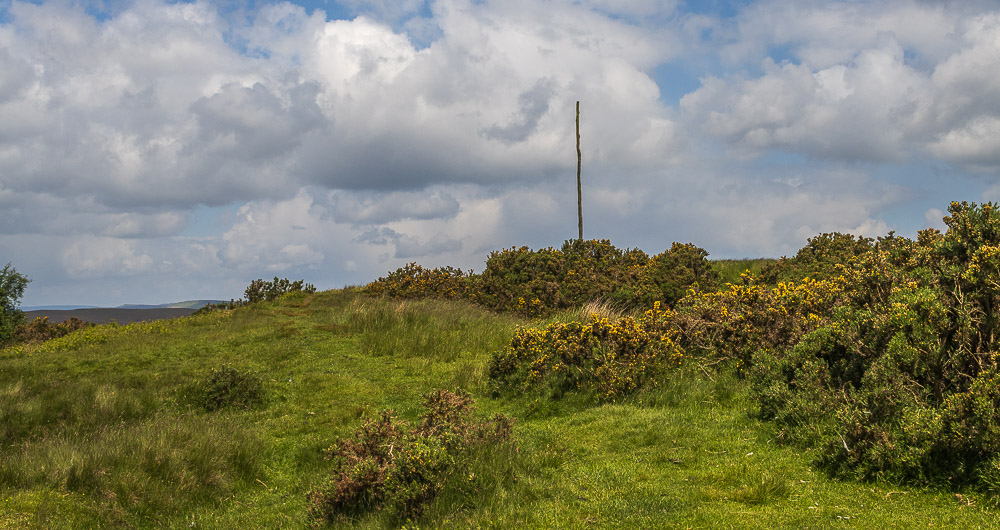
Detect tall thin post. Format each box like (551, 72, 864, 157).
(576, 101, 583, 242)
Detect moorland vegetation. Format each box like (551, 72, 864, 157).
(368, 201, 1000, 501)
(1, 201, 1000, 527)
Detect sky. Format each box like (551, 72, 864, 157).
(3, 0, 1000, 306)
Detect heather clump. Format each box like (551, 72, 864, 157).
(307, 390, 515, 523)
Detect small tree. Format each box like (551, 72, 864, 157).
(0, 263, 30, 344)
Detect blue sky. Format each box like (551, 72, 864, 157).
(2, 0, 1000, 306)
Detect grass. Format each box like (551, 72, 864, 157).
(1, 288, 997, 527)
(712, 258, 778, 284)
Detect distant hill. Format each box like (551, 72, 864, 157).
(24, 307, 199, 325)
(21, 304, 100, 311)
(23, 300, 226, 312)
(116, 300, 227, 310)
(22, 300, 229, 325)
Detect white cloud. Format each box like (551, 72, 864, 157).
(329, 188, 460, 224)
(61, 237, 155, 278)
(681, 38, 926, 162)
(5, 0, 1000, 306)
(688, 1, 1000, 171)
(924, 208, 947, 231)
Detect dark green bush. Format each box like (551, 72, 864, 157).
(13, 316, 93, 344)
(192, 367, 266, 412)
(243, 276, 317, 304)
(635, 242, 720, 307)
(693, 202, 1000, 492)
(758, 232, 875, 283)
(307, 390, 514, 523)
(195, 277, 316, 314)
(0, 262, 29, 345)
(366, 239, 716, 316)
(474, 243, 570, 315)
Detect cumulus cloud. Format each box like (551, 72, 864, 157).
(481, 78, 556, 145)
(359, 228, 463, 259)
(0, 0, 682, 204)
(329, 189, 461, 224)
(682, 33, 926, 162)
(61, 237, 155, 278)
(682, 1, 1000, 171)
(5, 0, 1000, 306)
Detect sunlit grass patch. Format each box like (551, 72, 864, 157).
(1, 414, 264, 520)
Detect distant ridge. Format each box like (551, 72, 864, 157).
(22, 300, 228, 325)
(25, 308, 199, 325)
(23, 300, 227, 312)
(116, 300, 227, 310)
(22, 305, 100, 311)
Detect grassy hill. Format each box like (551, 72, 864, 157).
(1, 288, 997, 527)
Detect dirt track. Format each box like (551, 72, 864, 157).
(25, 308, 197, 325)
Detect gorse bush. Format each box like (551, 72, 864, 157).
(757, 232, 876, 283)
(366, 239, 716, 315)
(307, 389, 514, 523)
(477, 239, 651, 315)
(671, 201, 1000, 492)
(476, 201, 1000, 495)
(488, 302, 683, 400)
(671, 275, 843, 373)
(364, 263, 473, 301)
(634, 242, 720, 308)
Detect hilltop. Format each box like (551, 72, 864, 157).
(1, 286, 996, 527)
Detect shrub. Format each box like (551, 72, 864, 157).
(366, 239, 717, 316)
(635, 242, 719, 307)
(670, 275, 842, 372)
(243, 277, 317, 304)
(707, 202, 1000, 493)
(475, 239, 659, 315)
(758, 232, 875, 283)
(191, 367, 266, 412)
(364, 263, 474, 301)
(557, 239, 650, 309)
(488, 302, 683, 400)
(0, 262, 29, 345)
(475, 244, 572, 316)
(13, 316, 93, 344)
(307, 390, 514, 523)
(195, 277, 316, 314)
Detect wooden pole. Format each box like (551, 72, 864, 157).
(576, 101, 583, 242)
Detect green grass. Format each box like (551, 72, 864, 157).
(1, 289, 997, 527)
(712, 258, 778, 284)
